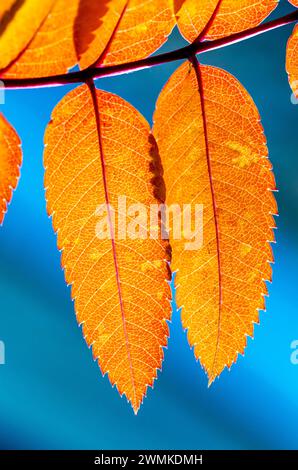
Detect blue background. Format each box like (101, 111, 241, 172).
(0, 0, 297, 450)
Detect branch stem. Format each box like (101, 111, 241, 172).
(2, 10, 298, 90)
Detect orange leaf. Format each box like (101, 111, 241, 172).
(0, 113, 22, 225)
(0, 0, 54, 71)
(44, 84, 171, 412)
(2, 0, 174, 77)
(2, 0, 79, 78)
(286, 23, 298, 98)
(174, 0, 278, 42)
(77, 0, 175, 69)
(73, 0, 124, 68)
(153, 61, 277, 384)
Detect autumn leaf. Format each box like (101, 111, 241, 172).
(1, 0, 79, 78)
(44, 84, 171, 412)
(76, 0, 175, 69)
(286, 24, 298, 98)
(286, 1, 298, 98)
(73, 0, 123, 68)
(0, 113, 22, 225)
(1, 0, 175, 77)
(174, 0, 278, 43)
(0, 0, 54, 71)
(153, 61, 277, 384)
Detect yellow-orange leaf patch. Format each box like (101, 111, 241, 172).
(2, 0, 79, 78)
(153, 61, 277, 384)
(0, 0, 54, 71)
(286, 23, 298, 98)
(174, 0, 278, 42)
(77, 0, 175, 69)
(44, 84, 171, 412)
(0, 1, 16, 21)
(0, 113, 22, 224)
(2, 0, 174, 77)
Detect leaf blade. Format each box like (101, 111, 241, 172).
(77, 0, 175, 69)
(2, 0, 175, 77)
(0, 0, 54, 71)
(175, 0, 278, 43)
(2, 0, 79, 78)
(0, 113, 22, 224)
(44, 84, 171, 412)
(153, 61, 277, 383)
(286, 23, 298, 98)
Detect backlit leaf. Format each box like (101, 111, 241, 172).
(73, 0, 125, 68)
(44, 84, 171, 412)
(76, 0, 175, 69)
(2, 0, 79, 78)
(1, 0, 175, 77)
(153, 61, 277, 384)
(287, 2, 298, 98)
(174, 0, 278, 43)
(286, 23, 298, 98)
(0, 113, 22, 224)
(0, 0, 54, 71)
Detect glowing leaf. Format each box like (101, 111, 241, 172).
(286, 23, 298, 98)
(174, 0, 278, 42)
(74, 0, 127, 68)
(287, 1, 298, 98)
(0, 0, 54, 71)
(76, 0, 175, 69)
(0, 113, 22, 224)
(2, 0, 79, 78)
(44, 84, 171, 412)
(153, 61, 277, 384)
(2, 0, 174, 77)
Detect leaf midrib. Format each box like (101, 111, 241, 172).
(192, 57, 223, 381)
(87, 80, 137, 407)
